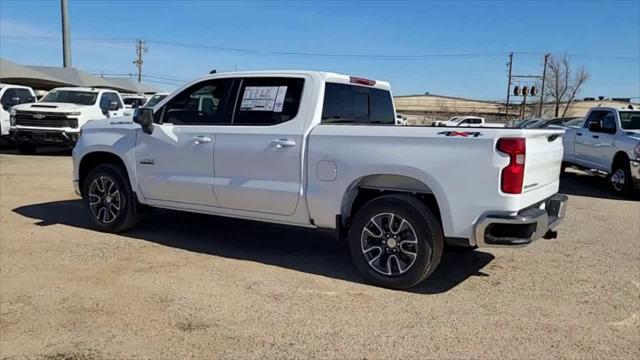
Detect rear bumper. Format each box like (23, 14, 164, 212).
(474, 194, 568, 247)
(630, 159, 640, 189)
(10, 128, 79, 146)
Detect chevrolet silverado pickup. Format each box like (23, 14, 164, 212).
(10, 87, 125, 154)
(72, 71, 567, 289)
(563, 107, 640, 195)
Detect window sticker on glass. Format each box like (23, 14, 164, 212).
(240, 86, 287, 112)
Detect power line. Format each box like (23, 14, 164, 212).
(2, 35, 638, 61)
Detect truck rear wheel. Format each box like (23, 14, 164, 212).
(611, 161, 633, 196)
(348, 194, 444, 289)
(82, 164, 141, 233)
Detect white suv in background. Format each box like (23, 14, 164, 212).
(9, 87, 125, 154)
(0, 84, 36, 142)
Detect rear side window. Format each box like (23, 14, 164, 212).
(322, 83, 394, 125)
(233, 77, 305, 126)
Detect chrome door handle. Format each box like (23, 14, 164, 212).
(192, 135, 212, 144)
(273, 138, 296, 148)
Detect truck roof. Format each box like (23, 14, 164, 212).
(194, 70, 392, 91)
(0, 83, 34, 90)
(49, 87, 118, 93)
(589, 106, 639, 112)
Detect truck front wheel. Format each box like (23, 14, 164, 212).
(82, 164, 141, 233)
(348, 194, 444, 289)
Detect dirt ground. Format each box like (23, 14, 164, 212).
(1, 149, 639, 359)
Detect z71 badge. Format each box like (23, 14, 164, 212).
(437, 131, 482, 137)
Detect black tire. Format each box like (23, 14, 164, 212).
(348, 194, 444, 289)
(610, 161, 633, 196)
(17, 143, 37, 155)
(82, 164, 141, 233)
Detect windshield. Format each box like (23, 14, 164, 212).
(143, 94, 167, 108)
(619, 111, 640, 130)
(41, 90, 97, 105)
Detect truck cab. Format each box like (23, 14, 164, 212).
(0, 84, 36, 141)
(9, 87, 125, 153)
(563, 107, 640, 195)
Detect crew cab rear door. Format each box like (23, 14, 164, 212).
(212, 76, 309, 215)
(135, 78, 234, 206)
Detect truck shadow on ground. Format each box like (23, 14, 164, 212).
(560, 170, 639, 201)
(13, 199, 494, 294)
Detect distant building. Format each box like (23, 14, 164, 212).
(393, 94, 510, 125)
(394, 93, 638, 125)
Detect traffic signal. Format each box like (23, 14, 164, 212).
(522, 86, 529, 96)
(530, 86, 537, 96)
(513, 86, 520, 96)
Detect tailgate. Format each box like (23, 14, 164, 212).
(522, 130, 564, 193)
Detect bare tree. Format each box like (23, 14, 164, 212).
(544, 54, 590, 117)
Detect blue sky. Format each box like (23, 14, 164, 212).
(1, 0, 638, 99)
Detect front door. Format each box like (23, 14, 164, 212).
(575, 110, 607, 168)
(213, 76, 308, 215)
(135, 78, 234, 206)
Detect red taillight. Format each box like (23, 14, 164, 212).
(497, 138, 526, 194)
(349, 76, 376, 86)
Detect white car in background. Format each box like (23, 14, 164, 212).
(433, 116, 505, 127)
(122, 94, 148, 115)
(0, 84, 36, 141)
(9, 87, 125, 153)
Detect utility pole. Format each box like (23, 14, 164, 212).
(61, 0, 71, 67)
(133, 40, 148, 83)
(505, 52, 513, 118)
(538, 53, 549, 117)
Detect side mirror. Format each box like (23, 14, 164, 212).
(133, 107, 154, 134)
(108, 101, 119, 111)
(588, 122, 602, 133)
(26, 96, 36, 103)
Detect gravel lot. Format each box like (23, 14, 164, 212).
(1, 149, 639, 359)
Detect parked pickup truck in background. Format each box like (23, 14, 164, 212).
(563, 107, 640, 195)
(72, 71, 567, 289)
(10, 87, 125, 154)
(433, 116, 506, 127)
(0, 83, 36, 142)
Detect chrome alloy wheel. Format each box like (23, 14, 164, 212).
(611, 169, 626, 192)
(361, 212, 419, 276)
(88, 176, 121, 224)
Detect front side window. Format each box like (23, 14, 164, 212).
(584, 111, 606, 129)
(143, 94, 167, 108)
(233, 77, 305, 126)
(106, 93, 123, 109)
(41, 90, 98, 105)
(161, 79, 232, 125)
(322, 83, 394, 125)
(619, 111, 640, 130)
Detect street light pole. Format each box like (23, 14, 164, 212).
(538, 53, 549, 117)
(61, 0, 71, 67)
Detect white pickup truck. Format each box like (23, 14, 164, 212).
(0, 84, 36, 142)
(563, 107, 640, 195)
(9, 87, 125, 154)
(72, 71, 567, 289)
(433, 116, 505, 128)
